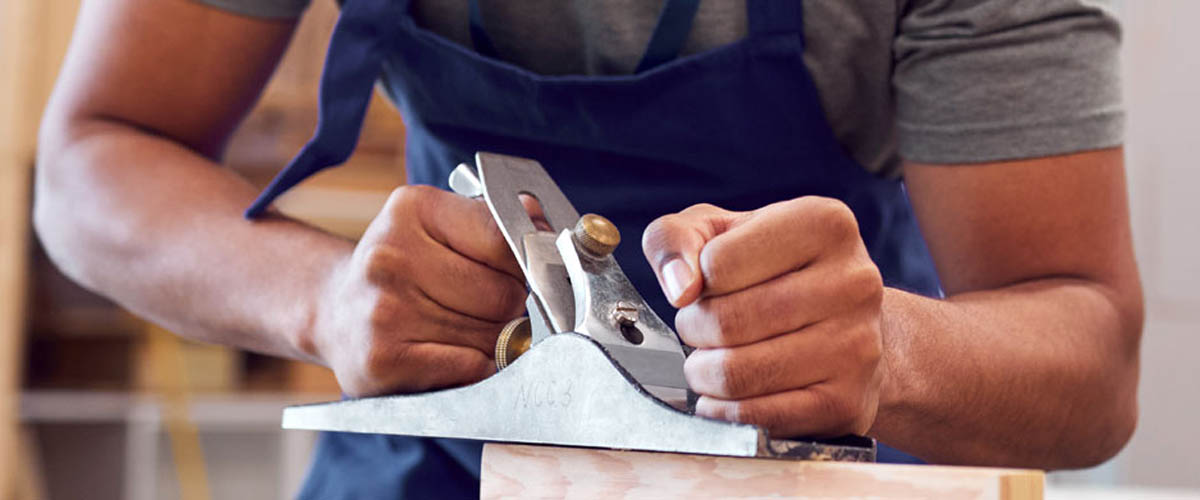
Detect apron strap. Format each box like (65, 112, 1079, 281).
(245, 0, 402, 218)
(467, 0, 501, 59)
(747, 0, 804, 37)
(635, 0, 702, 73)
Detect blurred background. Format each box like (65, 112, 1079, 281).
(0, 1, 1196, 499)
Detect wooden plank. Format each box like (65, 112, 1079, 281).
(481, 444, 1043, 500)
(2, 1, 82, 496)
(0, 0, 41, 494)
(14, 427, 47, 500)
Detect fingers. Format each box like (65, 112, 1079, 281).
(699, 197, 859, 296)
(364, 243, 527, 323)
(351, 342, 497, 397)
(519, 193, 552, 231)
(329, 247, 510, 397)
(643, 197, 861, 306)
(369, 285, 505, 356)
(644, 197, 882, 439)
(328, 184, 532, 398)
(675, 258, 882, 348)
(682, 317, 880, 400)
(643, 204, 743, 307)
(694, 383, 877, 438)
(377, 185, 524, 280)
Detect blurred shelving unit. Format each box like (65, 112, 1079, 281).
(21, 391, 330, 500)
(6, 0, 407, 498)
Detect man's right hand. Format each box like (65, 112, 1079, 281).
(308, 185, 527, 397)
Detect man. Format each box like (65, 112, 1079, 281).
(35, 0, 1141, 498)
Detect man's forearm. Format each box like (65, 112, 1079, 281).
(35, 119, 353, 363)
(872, 279, 1141, 469)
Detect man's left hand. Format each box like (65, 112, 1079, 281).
(643, 198, 884, 437)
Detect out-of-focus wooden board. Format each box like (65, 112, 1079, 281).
(3, 0, 82, 496)
(481, 444, 1044, 500)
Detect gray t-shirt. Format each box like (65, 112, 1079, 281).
(198, 0, 1123, 177)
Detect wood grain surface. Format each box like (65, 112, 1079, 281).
(481, 444, 1043, 500)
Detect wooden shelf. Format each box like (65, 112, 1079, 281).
(21, 390, 334, 500)
(19, 390, 338, 427)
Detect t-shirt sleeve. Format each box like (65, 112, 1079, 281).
(192, 0, 312, 19)
(892, 0, 1123, 165)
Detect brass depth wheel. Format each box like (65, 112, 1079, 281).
(495, 316, 532, 370)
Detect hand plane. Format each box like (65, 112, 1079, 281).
(281, 152, 876, 462)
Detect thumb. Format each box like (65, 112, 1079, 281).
(642, 204, 738, 307)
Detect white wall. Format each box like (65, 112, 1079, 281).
(1119, 0, 1200, 489)
(1054, 1, 1200, 490)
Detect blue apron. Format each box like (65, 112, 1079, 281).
(248, 0, 942, 497)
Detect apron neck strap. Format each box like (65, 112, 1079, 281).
(747, 0, 805, 38)
(635, 0, 702, 73)
(468, 0, 501, 59)
(246, 0, 402, 218)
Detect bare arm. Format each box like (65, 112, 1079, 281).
(873, 148, 1142, 468)
(37, 0, 526, 395)
(36, 0, 335, 360)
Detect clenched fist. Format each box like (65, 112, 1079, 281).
(643, 198, 884, 438)
(308, 185, 527, 397)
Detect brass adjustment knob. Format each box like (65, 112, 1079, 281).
(495, 317, 532, 370)
(573, 214, 621, 257)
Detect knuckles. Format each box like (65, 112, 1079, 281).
(710, 397, 780, 434)
(850, 323, 883, 368)
(683, 349, 724, 396)
(811, 389, 857, 435)
(839, 262, 884, 368)
(358, 235, 524, 322)
(642, 203, 726, 261)
(674, 198, 882, 437)
(366, 290, 403, 333)
(727, 400, 768, 429)
(701, 390, 872, 438)
(715, 350, 751, 398)
(794, 196, 859, 243)
(844, 259, 885, 307)
(379, 185, 443, 237)
(489, 277, 530, 320)
(384, 184, 439, 215)
(685, 348, 752, 399)
(676, 298, 747, 348)
(681, 202, 723, 216)
(361, 243, 408, 288)
(362, 340, 412, 384)
(361, 187, 432, 258)
(697, 239, 730, 291)
(709, 299, 748, 346)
